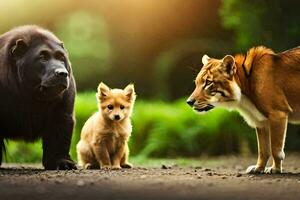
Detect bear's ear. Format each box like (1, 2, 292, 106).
(11, 39, 27, 58)
(97, 82, 110, 100)
(60, 42, 65, 49)
(124, 83, 136, 100)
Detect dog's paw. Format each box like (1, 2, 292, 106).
(111, 165, 122, 170)
(121, 163, 133, 168)
(101, 165, 111, 170)
(265, 167, 282, 174)
(246, 165, 265, 174)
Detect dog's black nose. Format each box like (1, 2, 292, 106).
(55, 68, 68, 78)
(114, 115, 120, 120)
(186, 98, 196, 107)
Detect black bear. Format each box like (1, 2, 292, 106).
(0, 25, 76, 170)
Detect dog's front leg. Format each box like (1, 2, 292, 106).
(265, 111, 288, 174)
(246, 126, 270, 174)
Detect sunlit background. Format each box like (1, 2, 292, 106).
(1, 0, 300, 162)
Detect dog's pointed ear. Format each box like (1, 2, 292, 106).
(97, 82, 110, 100)
(11, 39, 27, 58)
(222, 55, 236, 77)
(124, 83, 136, 100)
(202, 54, 210, 65)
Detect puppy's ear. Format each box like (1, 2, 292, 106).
(97, 82, 110, 100)
(202, 54, 210, 65)
(11, 39, 27, 58)
(124, 83, 136, 100)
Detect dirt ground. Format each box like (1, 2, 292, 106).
(1, 155, 300, 200)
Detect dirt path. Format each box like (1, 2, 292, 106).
(1, 155, 300, 200)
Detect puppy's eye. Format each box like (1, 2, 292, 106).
(107, 105, 114, 110)
(120, 105, 125, 110)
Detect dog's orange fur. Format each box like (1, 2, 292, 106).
(188, 46, 300, 174)
(76, 82, 136, 169)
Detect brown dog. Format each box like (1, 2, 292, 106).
(77, 82, 136, 169)
(187, 46, 300, 174)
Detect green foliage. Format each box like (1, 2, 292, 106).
(55, 11, 112, 91)
(220, 0, 300, 51)
(131, 99, 256, 158)
(4, 141, 42, 163)
(4, 93, 257, 163)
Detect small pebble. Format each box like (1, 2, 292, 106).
(161, 165, 168, 169)
(207, 172, 213, 176)
(236, 173, 242, 177)
(76, 180, 85, 186)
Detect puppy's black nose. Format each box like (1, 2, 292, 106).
(186, 98, 196, 107)
(114, 115, 120, 120)
(55, 68, 68, 78)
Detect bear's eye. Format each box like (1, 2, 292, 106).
(39, 51, 49, 62)
(56, 52, 65, 62)
(120, 105, 125, 110)
(107, 105, 114, 110)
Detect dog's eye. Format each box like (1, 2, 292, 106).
(107, 105, 114, 110)
(120, 105, 125, 110)
(206, 80, 213, 85)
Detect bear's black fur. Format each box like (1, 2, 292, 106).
(0, 25, 76, 170)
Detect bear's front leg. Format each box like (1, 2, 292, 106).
(42, 114, 76, 170)
(0, 138, 4, 167)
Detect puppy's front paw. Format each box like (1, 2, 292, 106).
(112, 165, 122, 170)
(246, 165, 265, 174)
(265, 167, 282, 174)
(101, 165, 111, 170)
(84, 163, 92, 169)
(121, 162, 133, 168)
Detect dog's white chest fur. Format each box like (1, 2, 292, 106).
(218, 95, 267, 128)
(235, 95, 267, 128)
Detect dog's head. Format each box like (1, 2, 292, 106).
(97, 82, 136, 122)
(9, 28, 71, 100)
(187, 54, 241, 113)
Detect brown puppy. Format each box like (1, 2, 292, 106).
(187, 46, 300, 174)
(77, 82, 136, 169)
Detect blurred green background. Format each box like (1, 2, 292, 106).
(2, 0, 300, 162)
